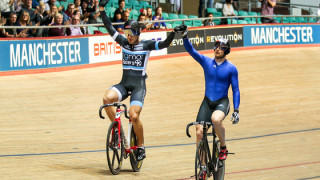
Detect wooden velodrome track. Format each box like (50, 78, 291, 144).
(0, 44, 320, 180)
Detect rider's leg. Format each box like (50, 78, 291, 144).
(129, 105, 143, 147)
(195, 124, 203, 146)
(211, 110, 226, 147)
(102, 89, 119, 121)
(195, 97, 211, 146)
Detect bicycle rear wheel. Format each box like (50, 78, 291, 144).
(106, 121, 124, 175)
(213, 140, 225, 180)
(129, 125, 143, 172)
(195, 141, 209, 180)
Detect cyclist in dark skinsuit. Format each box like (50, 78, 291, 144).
(178, 25, 240, 162)
(98, 0, 183, 161)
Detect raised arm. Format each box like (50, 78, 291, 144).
(145, 26, 180, 50)
(179, 25, 205, 64)
(268, 0, 276, 7)
(99, 0, 126, 44)
(157, 31, 175, 49)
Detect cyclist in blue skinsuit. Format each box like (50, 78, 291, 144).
(179, 25, 240, 161)
(98, 0, 183, 161)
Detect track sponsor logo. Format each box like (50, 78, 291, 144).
(168, 30, 205, 53)
(205, 27, 244, 49)
(244, 25, 320, 46)
(0, 38, 89, 71)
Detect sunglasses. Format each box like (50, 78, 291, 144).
(124, 29, 139, 37)
(214, 42, 228, 51)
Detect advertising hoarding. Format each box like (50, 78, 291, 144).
(88, 31, 167, 64)
(205, 27, 244, 49)
(0, 38, 89, 71)
(244, 25, 320, 46)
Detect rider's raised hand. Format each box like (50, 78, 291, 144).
(173, 24, 188, 38)
(230, 109, 239, 124)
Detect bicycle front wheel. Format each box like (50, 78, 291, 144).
(106, 121, 124, 175)
(195, 141, 209, 180)
(129, 125, 143, 172)
(213, 140, 225, 180)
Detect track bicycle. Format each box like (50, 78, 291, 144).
(186, 121, 233, 180)
(99, 103, 143, 175)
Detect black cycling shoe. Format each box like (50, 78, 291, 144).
(136, 147, 146, 161)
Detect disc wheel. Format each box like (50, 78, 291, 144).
(106, 121, 124, 175)
(195, 141, 209, 180)
(130, 126, 143, 172)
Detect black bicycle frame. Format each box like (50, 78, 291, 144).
(186, 121, 219, 174)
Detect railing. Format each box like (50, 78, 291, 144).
(0, 15, 318, 32)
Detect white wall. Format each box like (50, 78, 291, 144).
(290, 0, 319, 15)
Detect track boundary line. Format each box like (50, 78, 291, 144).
(1, 127, 319, 158)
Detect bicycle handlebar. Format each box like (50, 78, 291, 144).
(186, 121, 213, 138)
(99, 103, 130, 119)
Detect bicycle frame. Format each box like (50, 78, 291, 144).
(100, 103, 138, 155)
(100, 102, 143, 174)
(201, 123, 214, 171)
(115, 107, 138, 154)
(186, 121, 221, 178)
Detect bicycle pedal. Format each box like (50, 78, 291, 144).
(227, 152, 235, 155)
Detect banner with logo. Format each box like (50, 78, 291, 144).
(205, 27, 243, 49)
(167, 29, 206, 54)
(88, 35, 122, 64)
(88, 31, 167, 64)
(244, 24, 320, 46)
(0, 38, 89, 71)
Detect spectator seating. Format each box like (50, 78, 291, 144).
(131, 9, 139, 16)
(234, 10, 239, 16)
(131, 0, 142, 10)
(139, 1, 152, 9)
(112, 2, 119, 8)
(59, 1, 68, 11)
(213, 11, 222, 17)
(238, 10, 251, 22)
(296, 17, 308, 23)
(162, 12, 169, 19)
(169, 13, 182, 25)
(106, 7, 116, 19)
(237, 20, 248, 24)
(125, 3, 132, 10)
(227, 19, 238, 24)
(88, 26, 99, 34)
(282, 17, 290, 23)
(287, 17, 298, 23)
(166, 23, 172, 29)
(309, 17, 317, 23)
(179, 14, 193, 27)
(99, 27, 109, 33)
(273, 16, 282, 23)
(206, 7, 217, 14)
(189, 15, 202, 27)
(212, 12, 222, 25)
(248, 12, 258, 23)
(55, 1, 60, 7)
